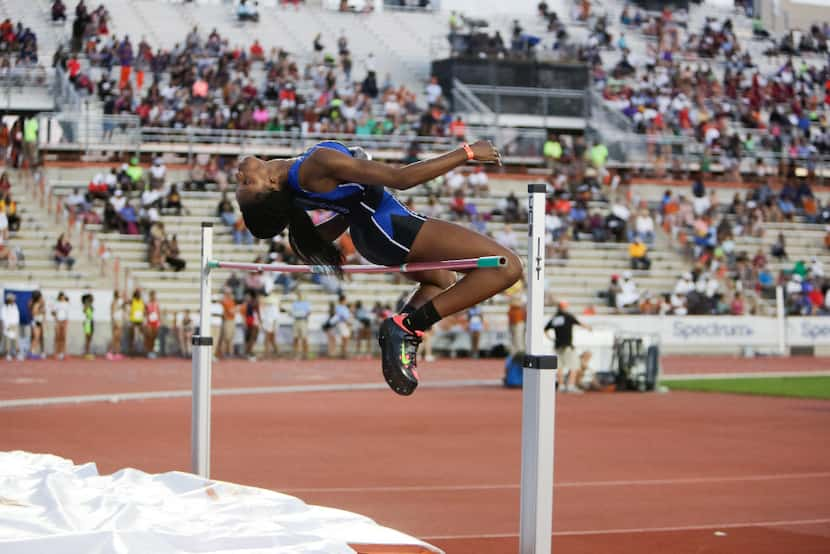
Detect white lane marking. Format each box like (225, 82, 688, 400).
(421, 518, 830, 540)
(0, 379, 502, 409)
(283, 472, 830, 494)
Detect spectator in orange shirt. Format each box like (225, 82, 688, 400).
(215, 288, 237, 359)
(449, 116, 466, 142)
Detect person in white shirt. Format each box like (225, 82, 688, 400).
(110, 189, 126, 212)
(786, 274, 803, 297)
(634, 209, 655, 244)
(52, 292, 70, 360)
(64, 188, 88, 213)
(425, 76, 442, 104)
(616, 271, 641, 309)
(1, 293, 22, 360)
(674, 272, 694, 296)
(141, 186, 162, 209)
(467, 167, 489, 194)
(495, 224, 519, 250)
(444, 169, 465, 194)
(260, 290, 281, 359)
(810, 256, 824, 279)
(149, 157, 167, 188)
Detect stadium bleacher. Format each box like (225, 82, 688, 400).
(0, 0, 829, 360)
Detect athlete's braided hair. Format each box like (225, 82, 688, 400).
(240, 188, 343, 275)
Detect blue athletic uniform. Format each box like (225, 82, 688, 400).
(286, 141, 426, 266)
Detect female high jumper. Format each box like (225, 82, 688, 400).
(236, 140, 522, 396)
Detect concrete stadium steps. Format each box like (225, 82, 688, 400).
(5, 172, 113, 290)
(38, 166, 697, 315)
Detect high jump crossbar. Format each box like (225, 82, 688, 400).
(207, 256, 506, 274)
(191, 184, 557, 554)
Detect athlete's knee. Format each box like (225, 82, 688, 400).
(500, 252, 523, 287)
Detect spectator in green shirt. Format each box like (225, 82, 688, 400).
(23, 117, 38, 168)
(543, 133, 562, 169)
(125, 157, 144, 186)
(589, 142, 608, 169)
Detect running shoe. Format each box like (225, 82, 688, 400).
(378, 314, 423, 396)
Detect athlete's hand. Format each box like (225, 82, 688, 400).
(469, 140, 502, 166)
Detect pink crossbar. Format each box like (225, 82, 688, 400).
(209, 256, 506, 274)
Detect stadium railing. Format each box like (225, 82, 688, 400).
(34, 111, 830, 179)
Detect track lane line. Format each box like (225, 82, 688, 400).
(421, 517, 830, 540)
(283, 472, 830, 493)
(0, 379, 502, 409)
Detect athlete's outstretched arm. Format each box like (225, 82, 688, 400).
(304, 140, 501, 192)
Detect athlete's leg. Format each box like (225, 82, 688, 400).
(400, 269, 457, 311)
(405, 219, 522, 319)
(378, 219, 521, 395)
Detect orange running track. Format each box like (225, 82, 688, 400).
(1, 356, 829, 553)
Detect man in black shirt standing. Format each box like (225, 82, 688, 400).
(544, 300, 592, 392)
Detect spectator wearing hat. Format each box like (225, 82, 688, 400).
(545, 301, 592, 393)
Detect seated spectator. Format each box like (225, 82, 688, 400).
(579, 211, 600, 242)
(87, 172, 110, 200)
(217, 192, 236, 227)
(616, 271, 640, 310)
(629, 239, 651, 270)
(233, 217, 254, 245)
(770, 232, 787, 260)
(503, 191, 521, 223)
(546, 212, 564, 241)
(189, 154, 210, 190)
(149, 157, 166, 188)
(163, 184, 183, 216)
(53, 233, 75, 270)
(757, 266, 776, 299)
(64, 187, 90, 215)
(162, 234, 186, 272)
(0, 232, 19, 269)
(633, 208, 655, 244)
(0, 192, 19, 232)
(450, 189, 467, 220)
(468, 167, 489, 194)
(570, 201, 591, 239)
(237, 0, 259, 22)
(605, 210, 627, 242)
(119, 201, 139, 235)
(125, 158, 144, 188)
(250, 39, 265, 61)
(52, 0, 67, 22)
(730, 292, 745, 315)
(147, 222, 165, 270)
(0, 172, 10, 196)
(603, 274, 621, 310)
(494, 224, 518, 251)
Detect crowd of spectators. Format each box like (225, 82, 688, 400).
(57, 6, 459, 141)
(0, 17, 39, 67)
(593, 6, 830, 177)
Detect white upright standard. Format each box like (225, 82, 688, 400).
(519, 183, 557, 553)
(192, 222, 214, 478)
